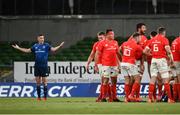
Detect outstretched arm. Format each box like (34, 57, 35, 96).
(51, 42, 64, 52)
(12, 44, 31, 53)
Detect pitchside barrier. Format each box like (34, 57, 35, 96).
(0, 61, 151, 98)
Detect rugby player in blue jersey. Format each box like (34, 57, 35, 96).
(12, 34, 64, 101)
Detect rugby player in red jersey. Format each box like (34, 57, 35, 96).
(171, 36, 180, 101)
(119, 32, 144, 102)
(95, 29, 121, 102)
(86, 31, 105, 102)
(144, 27, 175, 103)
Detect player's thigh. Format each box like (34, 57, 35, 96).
(98, 64, 103, 77)
(39, 66, 49, 77)
(110, 66, 119, 77)
(120, 65, 129, 78)
(150, 59, 158, 77)
(102, 66, 111, 78)
(128, 64, 139, 77)
(174, 62, 180, 75)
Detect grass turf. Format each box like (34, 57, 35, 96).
(0, 98, 179, 114)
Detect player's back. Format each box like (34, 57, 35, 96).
(148, 34, 169, 59)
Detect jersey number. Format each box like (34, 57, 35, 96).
(124, 49, 131, 56)
(153, 44, 159, 52)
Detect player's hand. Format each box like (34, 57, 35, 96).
(94, 64, 99, 73)
(12, 44, 20, 49)
(86, 63, 89, 71)
(59, 42, 64, 47)
(140, 64, 144, 73)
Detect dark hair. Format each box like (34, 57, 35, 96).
(136, 23, 146, 31)
(150, 31, 157, 37)
(38, 34, 44, 37)
(97, 31, 105, 36)
(132, 32, 140, 38)
(157, 27, 166, 34)
(106, 29, 113, 34)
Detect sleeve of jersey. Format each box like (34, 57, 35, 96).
(164, 38, 170, 46)
(31, 45, 35, 53)
(92, 42, 97, 52)
(47, 43, 52, 51)
(97, 41, 103, 52)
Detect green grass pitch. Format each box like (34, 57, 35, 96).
(0, 97, 179, 114)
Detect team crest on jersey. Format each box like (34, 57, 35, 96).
(35, 47, 38, 49)
(43, 46, 45, 49)
(105, 44, 108, 47)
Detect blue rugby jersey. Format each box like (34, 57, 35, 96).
(31, 43, 51, 67)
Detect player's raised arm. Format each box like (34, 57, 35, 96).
(51, 41, 64, 52)
(12, 44, 31, 53)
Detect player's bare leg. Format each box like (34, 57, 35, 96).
(36, 77, 41, 101)
(124, 76, 131, 102)
(42, 77, 48, 100)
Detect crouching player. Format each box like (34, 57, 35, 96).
(12, 34, 64, 100)
(119, 32, 144, 102)
(95, 29, 121, 102)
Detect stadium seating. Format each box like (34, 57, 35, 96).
(0, 36, 176, 65)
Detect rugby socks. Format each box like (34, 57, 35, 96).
(148, 83, 155, 100)
(130, 82, 140, 97)
(102, 84, 108, 99)
(173, 84, 178, 101)
(37, 85, 41, 98)
(43, 84, 48, 99)
(136, 84, 140, 98)
(157, 84, 162, 97)
(111, 84, 117, 99)
(177, 84, 180, 100)
(164, 83, 173, 100)
(124, 84, 130, 98)
(108, 83, 112, 99)
(153, 87, 157, 100)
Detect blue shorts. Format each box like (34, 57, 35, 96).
(34, 66, 49, 77)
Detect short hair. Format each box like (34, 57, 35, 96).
(132, 32, 140, 38)
(38, 34, 44, 37)
(157, 27, 166, 34)
(150, 31, 157, 37)
(136, 23, 146, 31)
(106, 29, 113, 34)
(97, 31, 105, 36)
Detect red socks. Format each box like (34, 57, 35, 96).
(157, 84, 162, 97)
(173, 84, 178, 101)
(111, 84, 117, 99)
(130, 82, 140, 97)
(148, 83, 155, 100)
(102, 84, 108, 99)
(125, 84, 130, 98)
(164, 83, 173, 100)
(177, 84, 180, 100)
(136, 84, 140, 98)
